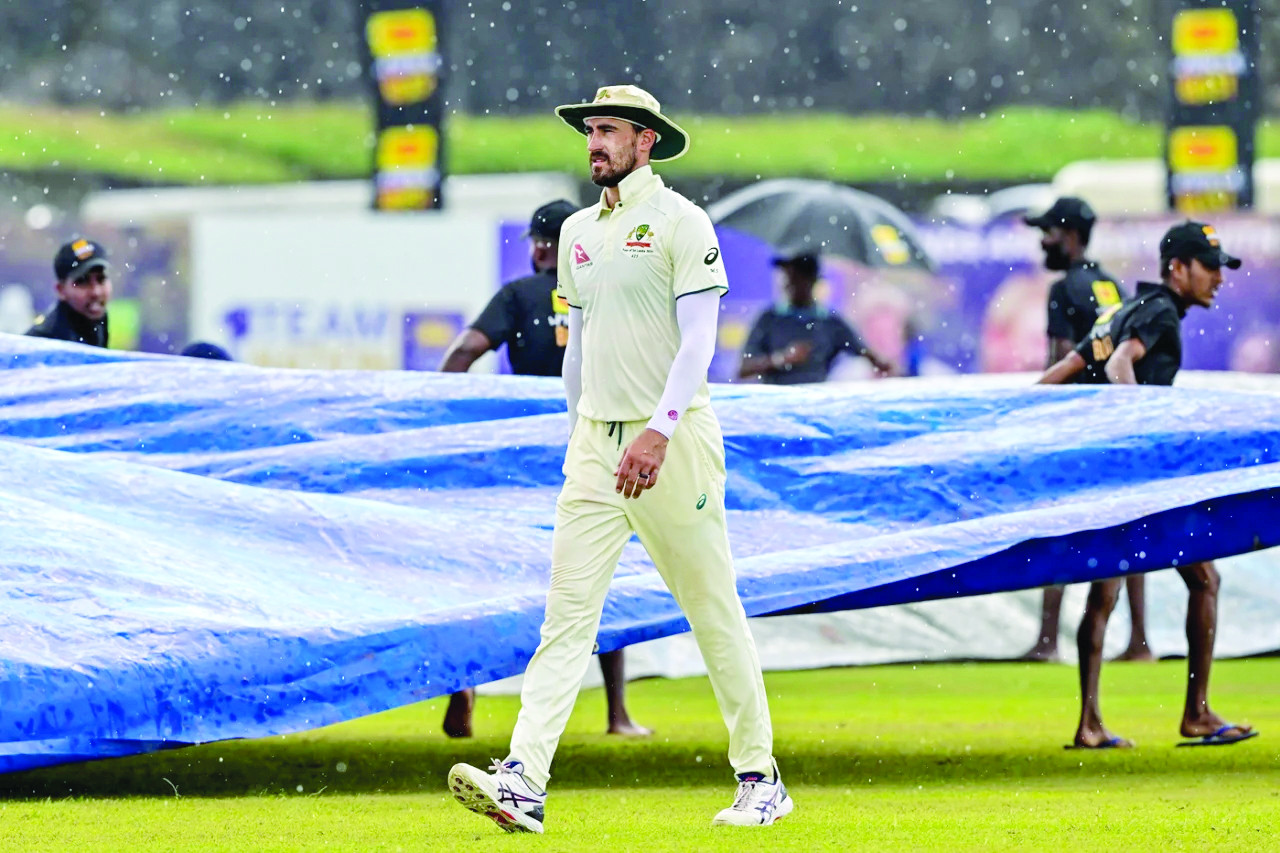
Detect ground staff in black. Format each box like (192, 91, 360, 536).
(1021, 197, 1152, 663)
(27, 238, 112, 348)
(1040, 220, 1257, 750)
(437, 199, 650, 739)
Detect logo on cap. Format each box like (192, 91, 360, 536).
(71, 239, 94, 259)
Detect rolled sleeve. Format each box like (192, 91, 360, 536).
(1117, 303, 1176, 353)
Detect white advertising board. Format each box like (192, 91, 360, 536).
(191, 211, 499, 370)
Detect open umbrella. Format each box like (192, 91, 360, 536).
(706, 179, 935, 271)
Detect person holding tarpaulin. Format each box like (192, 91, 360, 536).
(1039, 220, 1258, 750)
(1019, 197, 1155, 664)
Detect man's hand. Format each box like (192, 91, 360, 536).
(615, 428, 669, 499)
(776, 341, 813, 368)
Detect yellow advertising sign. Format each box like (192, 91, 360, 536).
(377, 125, 439, 169)
(1168, 125, 1238, 173)
(1172, 8, 1238, 55)
(1168, 126, 1242, 214)
(375, 125, 440, 210)
(1171, 8, 1244, 106)
(366, 8, 439, 105)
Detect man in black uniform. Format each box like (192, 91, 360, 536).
(738, 249, 893, 383)
(26, 238, 112, 348)
(1040, 221, 1257, 749)
(440, 200, 579, 376)
(1020, 198, 1152, 663)
(437, 199, 650, 739)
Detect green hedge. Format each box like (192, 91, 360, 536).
(1, 101, 1276, 185)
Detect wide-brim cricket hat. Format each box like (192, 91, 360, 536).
(554, 85, 690, 162)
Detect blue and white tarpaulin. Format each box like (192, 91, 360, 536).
(1, 335, 1278, 773)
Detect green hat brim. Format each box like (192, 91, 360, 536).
(554, 103, 689, 162)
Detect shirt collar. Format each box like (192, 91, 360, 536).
(593, 165, 662, 216)
(1137, 280, 1189, 318)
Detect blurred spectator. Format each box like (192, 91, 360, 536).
(738, 249, 893, 383)
(1020, 198, 1148, 664)
(181, 341, 233, 361)
(437, 198, 650, 740)
(27, 238, 112, 348)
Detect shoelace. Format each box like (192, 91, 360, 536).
(730, 778, 761, 810)
(489, 758, 516, 775)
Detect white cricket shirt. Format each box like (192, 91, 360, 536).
(557, 165, 729, 422)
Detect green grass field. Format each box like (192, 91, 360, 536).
(2, 659, 1276, 851)
(4, 100, 1280, 186)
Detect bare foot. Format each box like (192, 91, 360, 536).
(1019, 643, 1060, 663)
(1113, 646, 1156, 663)
(1181, 713, 1253, 740)
(1070, 724, 1135, 749)
(606, 719, 653, 737)
(443, 689, 474, 738)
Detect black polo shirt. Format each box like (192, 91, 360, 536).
(1047, 261, 1126, 345)
(742, 304, 867, 385)
(470, 269, 567, 377)
(1075, 282, 1185, 387)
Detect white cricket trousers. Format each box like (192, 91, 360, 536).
(507, 406, 774, 789)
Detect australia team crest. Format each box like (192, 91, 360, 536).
(623, 224, 657, 255)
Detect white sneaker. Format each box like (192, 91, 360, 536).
(448, 758, 546, 834)
(711, 762, 794, 827)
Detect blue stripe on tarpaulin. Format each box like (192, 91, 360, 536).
(1, 334, 1278, 774)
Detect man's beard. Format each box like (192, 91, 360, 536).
(590, 146, 638, 187)
(1042, 244, 1071, 271)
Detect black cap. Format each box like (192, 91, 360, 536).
(771, 247, 821, 279)
(524, 200, 578, 240)
(54, 238, 110, 282)
(1159, 221, 1242, 270)
(1023, 197, 1096, 234)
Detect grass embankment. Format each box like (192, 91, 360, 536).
(2, 659, 1277, 851)
(3, 102, 1279, 186)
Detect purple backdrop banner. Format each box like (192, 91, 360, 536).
(498, 212, 1280, 381)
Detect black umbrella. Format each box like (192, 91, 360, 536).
(706, 179, 935, 271)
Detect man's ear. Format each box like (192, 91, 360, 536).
(638, 128, 657, 155)
(54, 281, 67, 301)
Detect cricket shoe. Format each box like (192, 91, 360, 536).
(448, 758, 546, 833)
(711, 761, 794, 827)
